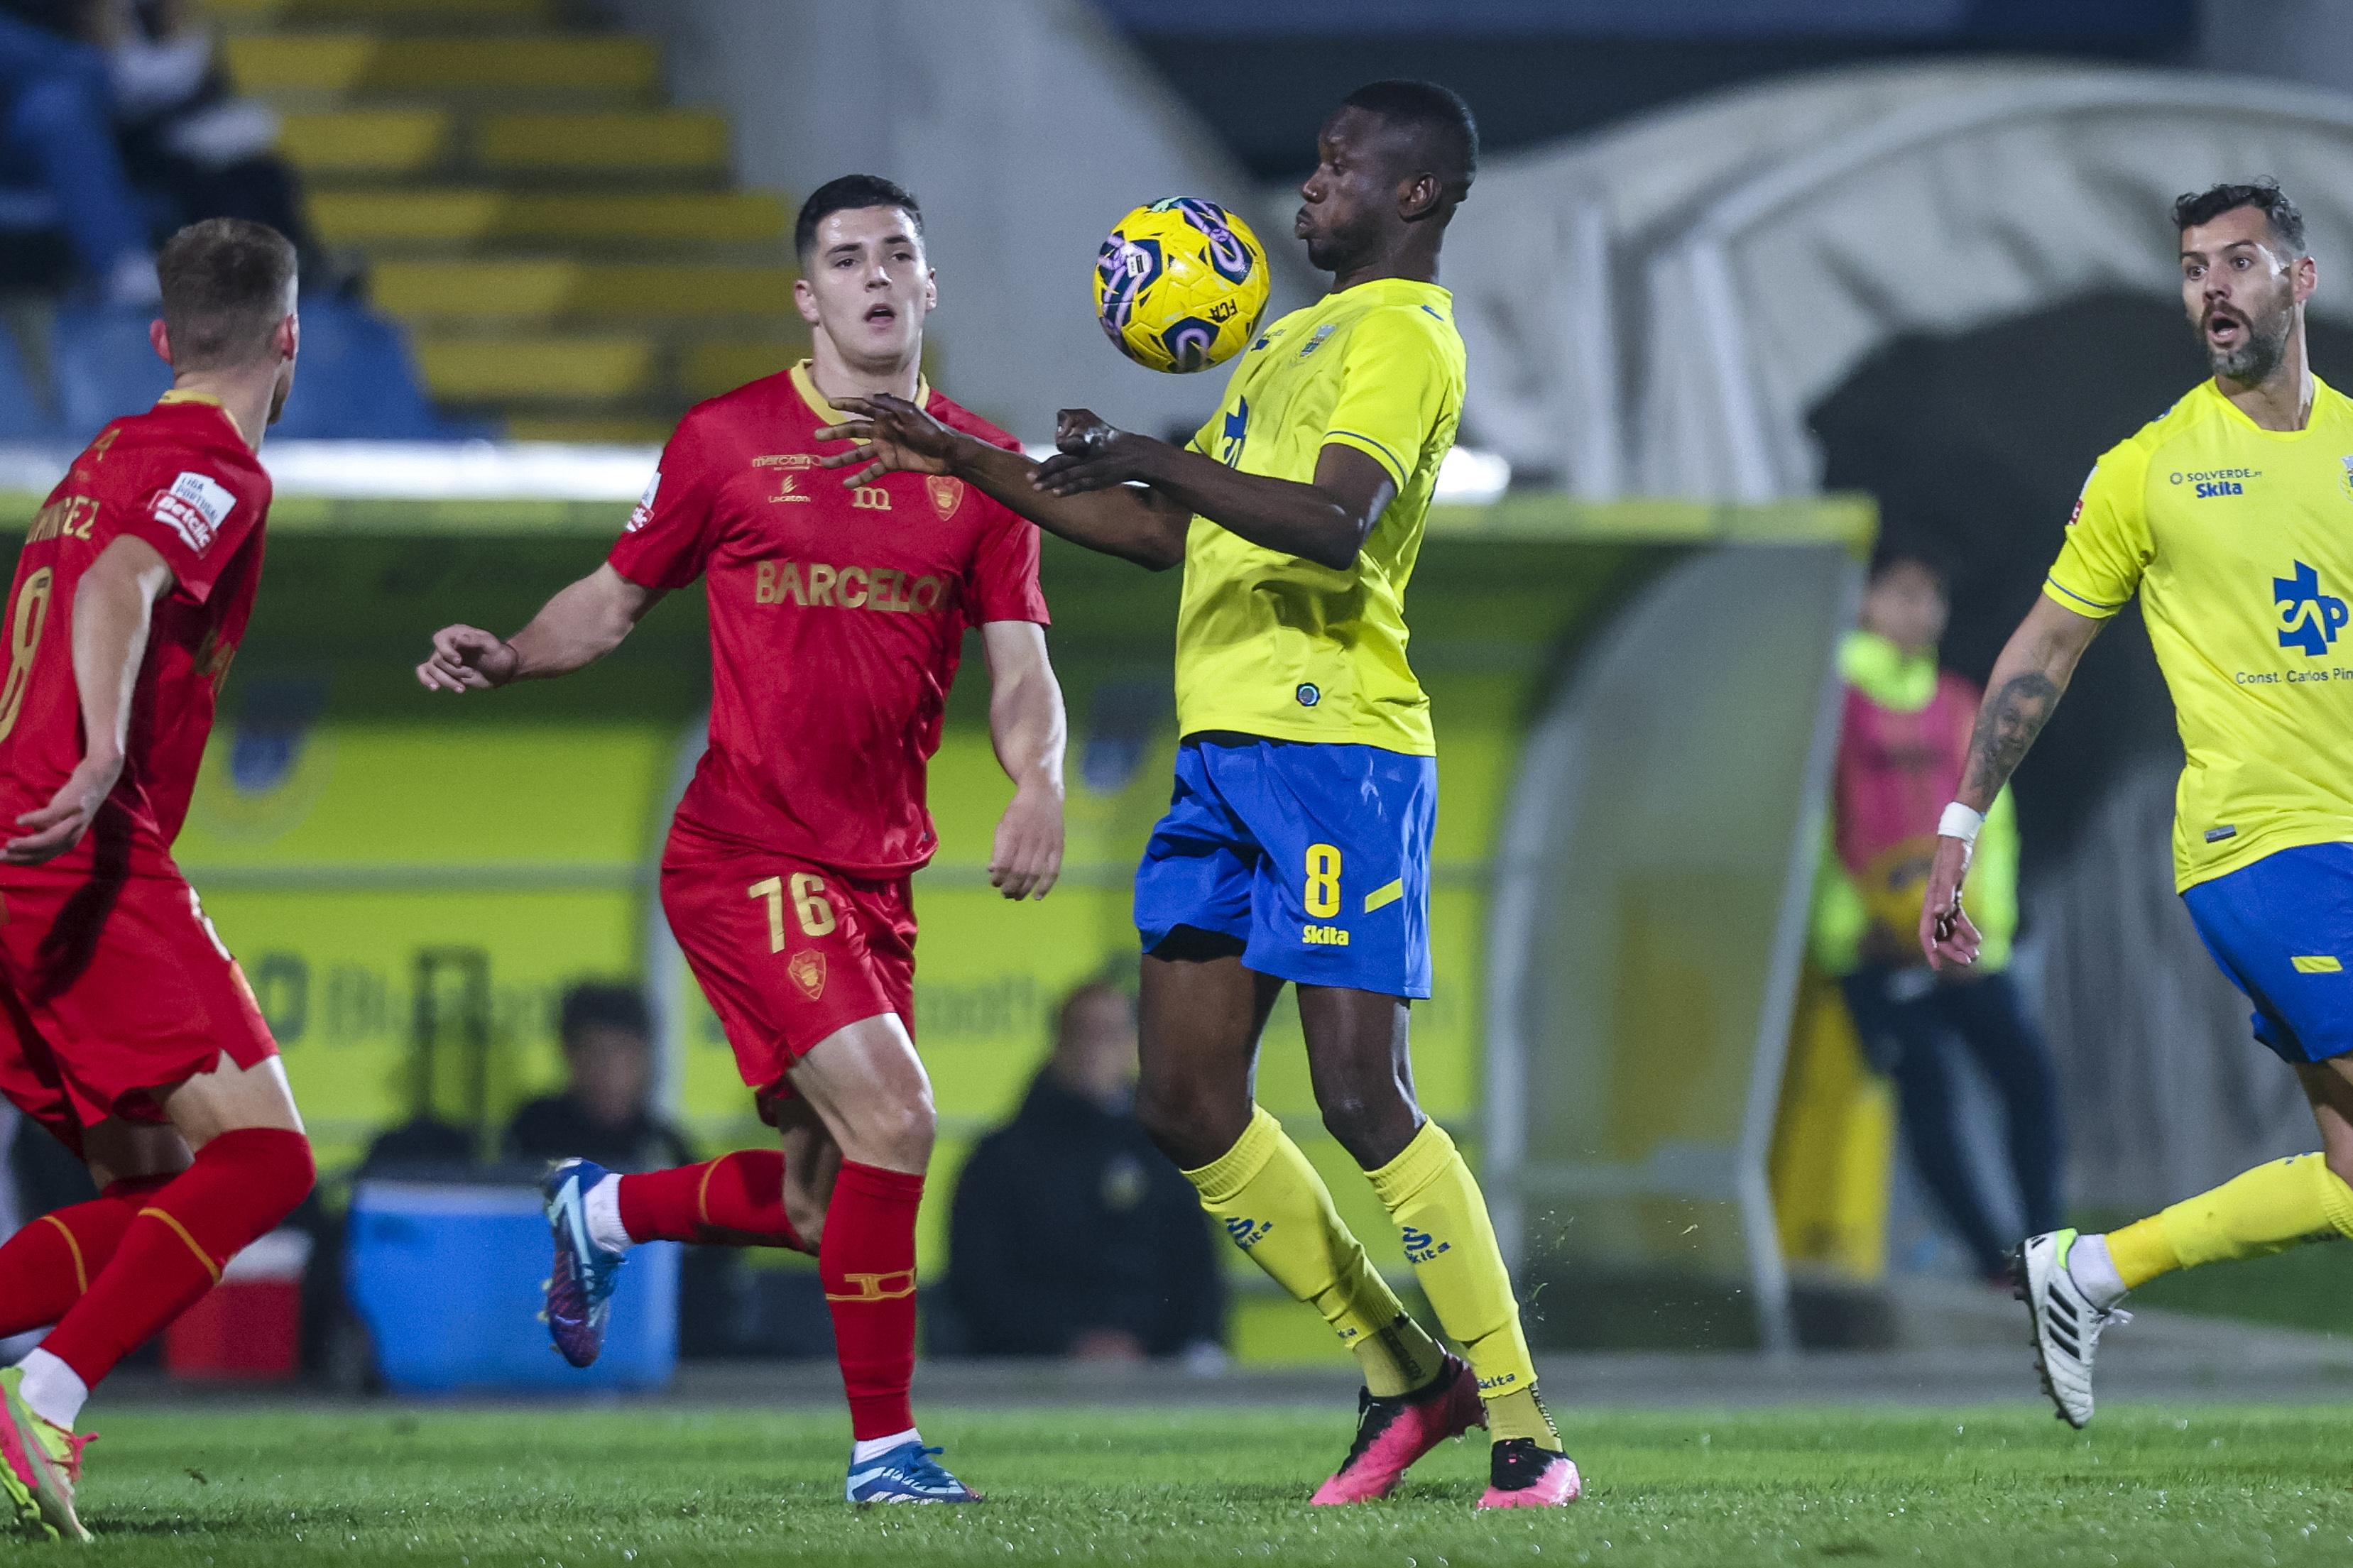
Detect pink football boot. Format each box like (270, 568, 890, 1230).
(1477, 1437, 1583, 1509)
(1311, 1353, 1485, 1504)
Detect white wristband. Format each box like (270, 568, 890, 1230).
(1937, 801, 1985, 845)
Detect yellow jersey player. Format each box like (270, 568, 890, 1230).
(1921, 180, 2353, 1427)
(822, 81, 1576, 1509)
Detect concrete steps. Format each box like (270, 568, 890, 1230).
(229, 1, 807, 432)
(277, 109, 733, 184)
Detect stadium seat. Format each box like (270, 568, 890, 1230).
(50, 305, 172, 442)
(0, 324, 62, 442)
(270, 297, 459, 440)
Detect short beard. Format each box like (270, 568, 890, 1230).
(2207, 305, 2292, 384)
(1304, 221, 1375, 277)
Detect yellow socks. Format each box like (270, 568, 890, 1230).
(2107, 1152, 2353, 1288)
(1366, 1119, 1554, 1447)
(1184, 1106, 1445, 1397)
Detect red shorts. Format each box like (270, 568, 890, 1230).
(0, 864, 277, 1158)
(660, 832, 915, 1122)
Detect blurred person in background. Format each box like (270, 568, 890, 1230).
(86, 0, 327, 287)
(946, 982, 1224, 1363)
(507, 984, 692, 1175)
(1813, 550, 2063, 1288)
(0, 0, 155, 302)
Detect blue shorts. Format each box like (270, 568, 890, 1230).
(1134, 736, 1434, 998)
(2183, 841, 2353, 1064)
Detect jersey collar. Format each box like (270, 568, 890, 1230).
(790, 360, 931, 423)
(2201, 372, 2337, 441)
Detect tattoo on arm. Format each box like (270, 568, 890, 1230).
(1961, 671, 2060, 804)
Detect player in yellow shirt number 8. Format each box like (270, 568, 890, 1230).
(819, 81, 1576, 1510)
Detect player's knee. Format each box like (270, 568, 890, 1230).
(1319, 1096, 1414, 1169)
(868, 1095, 934, 1170)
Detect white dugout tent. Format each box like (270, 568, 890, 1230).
(1444, 60, 2353, 499)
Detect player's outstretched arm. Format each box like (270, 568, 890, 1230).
(416, 564, 662, 693)
(981, 620, 1065, 901)
(1036, 409, 1396, 573)
(817, 395, 1194, 570)
(6, 534, 171, 865)
(1919, 594, 2102, 969)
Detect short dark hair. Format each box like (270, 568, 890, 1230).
(1341, 79, 1478, 213)
(558, 983, 651, 1050)
(794, 175, 923, 263)
(1868, 545, 1950, 590)
(156, 218, 297, 372)
(2174, 178, 2306, 257)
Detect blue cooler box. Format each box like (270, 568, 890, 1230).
(347, 1179, 679, 1393)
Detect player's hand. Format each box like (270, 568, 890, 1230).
(1033, 409, 1161, 495)
(1918, 833, 1983, 970)
(989, 780, 1063, 901)
(6, 751, 123, 865)
(416, 625, 520, 693)
(817, 395, 959, 486)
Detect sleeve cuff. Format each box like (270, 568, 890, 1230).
(2042, 576, 2127, 618)
(1321, 429, 1410, 489)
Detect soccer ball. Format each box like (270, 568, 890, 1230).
(1093, 197, 1270, 373)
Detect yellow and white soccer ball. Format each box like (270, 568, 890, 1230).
(1093, 197, 1270, 373)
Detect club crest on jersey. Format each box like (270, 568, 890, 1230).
(2340, 454, 2353, 500)
(2276, 560, 2349, 656)
(926, 474, 964, 520)
(788, 949, 826, 999)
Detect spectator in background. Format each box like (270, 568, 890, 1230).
(0, 0, 156, 302)
(91, 0, 329, 287)
(948, 983, 1224, 1361)
(1811, 550, 2065, 1286)
(508, 984, 692, 1173)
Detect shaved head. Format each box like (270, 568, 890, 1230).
(1339, 79, 1478, 221)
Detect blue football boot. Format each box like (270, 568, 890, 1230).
(540, 1157, 625, 1367)
(845, 1442, 983, 1504)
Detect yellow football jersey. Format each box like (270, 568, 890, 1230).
(1174, 277, 1465, 754)
(2046, 375, 2353, 890)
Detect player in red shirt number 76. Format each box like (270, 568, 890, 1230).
(0, 219, 317, 1543)
(416, 176, 1066, 1505)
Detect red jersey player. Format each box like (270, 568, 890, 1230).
(416, 175, 1066, 1504)
(0, 219, 315, 1542)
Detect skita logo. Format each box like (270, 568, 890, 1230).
(1402, 1226, 1451, 1264)
(1220, 399, 1248, 467)
(1224, 1215, 1273, 1249)
(2341, 454, 2353, 500)
(2275, 561, 2349, 656)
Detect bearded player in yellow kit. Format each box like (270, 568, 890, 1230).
(819, 81, 1576, 1509)
(1921, 180, 2353, 1427)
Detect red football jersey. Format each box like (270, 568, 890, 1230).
(610, 363, 1049, 876)
(0, 394, 269, 870)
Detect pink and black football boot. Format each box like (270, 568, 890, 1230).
(1477, 1437, 1583, 1509)
(1311, 1353, 1485, 1504)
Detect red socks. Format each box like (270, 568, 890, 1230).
(0, 1174, 172, 1337)
(40, 1128, 313, 1390)
(616, 1151, 805, 1251)
(821, 1161, 923, 1440)
(621, 1153, 918, 1440)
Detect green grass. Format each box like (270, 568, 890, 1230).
(44, 1402, 2353, 1566)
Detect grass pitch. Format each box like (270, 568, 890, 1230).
(45, 1401, 2353, 1565)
